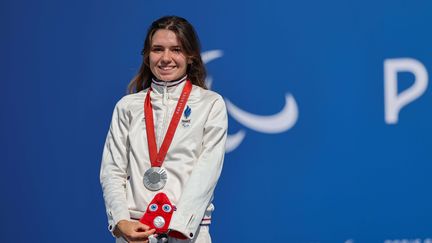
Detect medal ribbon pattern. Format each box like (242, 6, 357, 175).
(144, 80, 192, 167)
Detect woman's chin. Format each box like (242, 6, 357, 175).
(156, 74, 184, 82)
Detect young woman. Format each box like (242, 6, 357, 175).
(100, 16, 227, 243)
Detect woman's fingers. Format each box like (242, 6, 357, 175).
(135, 222, 151, 231)
(117, 220, 155, 242)
(128, 228, 156, 240)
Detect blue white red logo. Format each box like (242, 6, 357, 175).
(181, 105, 192, 127)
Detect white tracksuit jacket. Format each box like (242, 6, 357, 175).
(100, 80, 227, 240)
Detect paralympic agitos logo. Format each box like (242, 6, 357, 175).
(202, 50, 299, 153)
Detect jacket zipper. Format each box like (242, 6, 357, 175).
(157, 82, 170, 149)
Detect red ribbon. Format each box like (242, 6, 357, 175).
(144, 80, 192, 167)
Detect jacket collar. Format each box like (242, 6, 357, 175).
(150, 75, 187, 98)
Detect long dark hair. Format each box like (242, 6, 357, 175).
(128, 16, 207, 93)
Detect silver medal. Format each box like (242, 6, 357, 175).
(143, 167, 167, 191)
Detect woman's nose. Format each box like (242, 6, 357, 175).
(161, 50, 171, 62)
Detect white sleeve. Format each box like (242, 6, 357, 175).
(100, 98, 131, 235)
(169, 96, 228, 239)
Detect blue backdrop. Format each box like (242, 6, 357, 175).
(1, 1, 431, 242)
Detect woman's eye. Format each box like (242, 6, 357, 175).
(172, 48, 181, 53)
(151, 47, 163, 52)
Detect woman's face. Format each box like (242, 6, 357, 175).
(149, 29, 188, 81)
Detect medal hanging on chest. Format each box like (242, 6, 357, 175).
(143, 80, 192, 191)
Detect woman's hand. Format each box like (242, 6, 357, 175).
(114, 220, 156, 243)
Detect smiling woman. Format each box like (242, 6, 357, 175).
(149, 29, 189, 82)
(128, 16, 207, 93)
(100, 16, 227, 243)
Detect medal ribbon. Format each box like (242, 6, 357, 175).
(144, 80, 192, 167)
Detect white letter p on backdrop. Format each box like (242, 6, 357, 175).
(384, 58, 428, 124)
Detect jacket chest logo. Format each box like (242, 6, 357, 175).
(181, 105, 191, 128)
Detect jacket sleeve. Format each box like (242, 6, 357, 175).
(169, 96, 228, 239)
(100, 98, 131, 235)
